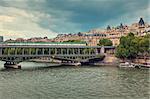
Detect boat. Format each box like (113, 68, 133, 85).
(118, 62, 135, 68)
(61, 62, 81, 66)
(4, 62, 21, 69)
(137, 63, 150, 68)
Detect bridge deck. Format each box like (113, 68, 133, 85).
(0, 44, 115, 63)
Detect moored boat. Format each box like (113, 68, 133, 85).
(118, 62, 150, 69)
(4, 62, 21, 69)
(118, 62, 135, 68)
(61, 62, 81, 66)
(138, 63, 150, 68)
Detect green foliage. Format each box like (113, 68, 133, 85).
(63, 40, 85, 43)
(97, 38, 113, 46)
(115, 33, 149, 60)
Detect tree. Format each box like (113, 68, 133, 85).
(97, 38, 113, 46)
(63, 40, 85, 43)
(115, 33, 137, 60)
(115, 33, 149, 61)
(138, 36, 149, 62)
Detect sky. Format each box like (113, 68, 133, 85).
(0, 0, 149, 40)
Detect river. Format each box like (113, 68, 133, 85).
(0, 61, 149, 99)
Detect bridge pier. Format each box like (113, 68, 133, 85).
(4, 61, 21, 69)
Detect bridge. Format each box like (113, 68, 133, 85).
(0, 42, 115, 68)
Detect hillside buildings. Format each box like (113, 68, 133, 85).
(5, 37, 53, 43)
(52, 18, 150, 46)
(4, 18, 150, 46)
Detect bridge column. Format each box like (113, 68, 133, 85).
(29, 48, 32, 55)
(100, 46, 105, 54)
(72, 48, 75, 55)
(49, 48, 51, 55)
(42, 48, 44, 55)
(95, 48, 98, 54)
(67, 48, 69, 55)
(78, 48, 80, 54)
(22, 48, 24, 55)
(36, 48, 38, 55)
(60, 48, 63, 55)
(0, 48, 2, 55)
(88, 48, 90, 55)
(55, 48, 57, 55)
(15, 48, 17, 55)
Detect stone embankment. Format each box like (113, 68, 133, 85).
(95, 54, 119, 66)
(96, 54, 150, 67)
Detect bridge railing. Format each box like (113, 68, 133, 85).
(0, 47, 99, 56)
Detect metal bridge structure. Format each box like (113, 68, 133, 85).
(0, 42, 115, 68)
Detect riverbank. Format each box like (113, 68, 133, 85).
(28, 56, 150, 68)
(95, 55, 150, 68)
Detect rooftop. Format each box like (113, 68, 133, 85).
(138, 18, 145, 26)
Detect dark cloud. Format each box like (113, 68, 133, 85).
(0, 0, 149, 33)
(37, 0, 149, 32)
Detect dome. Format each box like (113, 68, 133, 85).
(138, 18, 145, 26)
(120, 23, 124, 29)
(107, 25, 111, 30)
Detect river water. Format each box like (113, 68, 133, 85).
(0, 61, 149, 99)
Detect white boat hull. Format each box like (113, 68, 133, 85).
(118, 62, 135, 68)
(61, 62, 81, 66)
(4, 64, 21, 69)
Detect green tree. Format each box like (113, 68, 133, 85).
(138, 36, 149, 61)
(115, 33, 149, 61)
(115, 33, 137, 60)
(97, 38, 113, 46)
(63, 40, 85, 43)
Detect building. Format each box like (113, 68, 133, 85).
(52, 18, 150, 46)
(5, 18, 150, 46)
(5, 37, 53, 43)
(88, 18, 150, 46)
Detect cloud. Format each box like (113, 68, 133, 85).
(0, 0, 149, 40)
(0, 15, 14, 22)
(103, 5, 150, 28)
(0, 6, 57, 40)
